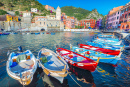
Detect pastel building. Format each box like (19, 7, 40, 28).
(107, 6, 124, 29)
(119, 2, 130, 30)
(46, 15, 56, 20)
(0, 14, 18, 22)
(45, 5, 56, 12)
(65, 17, 75, 29)
(31, 8, 38, 13)
(22, 12, 32, 23)
(79, 19, 96, 29)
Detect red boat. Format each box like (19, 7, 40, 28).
(79, 44, 121, 56)
(56, 48, 99, 72)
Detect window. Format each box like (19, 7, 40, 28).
(125, 14, 127, 18)
(117, 16, 119, 19)
(118, 12, 119, 14)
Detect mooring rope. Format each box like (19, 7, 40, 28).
(68, 73, 82, 87)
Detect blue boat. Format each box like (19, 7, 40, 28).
(0, 32, 10, 35)
(86, 41, 123, 50)
(97, 34, 113, 38)
(35, 32, 40, 35)
(51, 32, 55, 35)
(70, 45, 122, 65)
(6, 47, 37, 85)
(93, 39, 122, 46)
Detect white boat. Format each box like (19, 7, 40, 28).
(6, 47, 37, 86)
(38, 48, 69, 83)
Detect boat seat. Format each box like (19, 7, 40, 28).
(47, 61, 54, 64)
(16, 54, 27, 63)
(11, 60, 34, 73)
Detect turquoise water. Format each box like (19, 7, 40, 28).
(0, 32, 130, 87)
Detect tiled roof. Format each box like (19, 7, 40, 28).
(109, 6, 124, 15)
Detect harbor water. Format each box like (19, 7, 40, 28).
(0, 32, 130, 87)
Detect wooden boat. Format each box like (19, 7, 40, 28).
(70, 46, 122, 65)
(38, 48, 69, 83)
(35, 32, 40, 35)
(0, 32, 10, 35)
(6, 47, 37, 85)
(79, 44, 124, 56)
(93, 39, 121, 45)
(51, 32, 55, 35)
(97, 34, 114, 38)
(56, 48, 99, 72)
(86, 41, 123, 50)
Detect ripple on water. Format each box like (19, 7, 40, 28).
(0, 32, 129, 87)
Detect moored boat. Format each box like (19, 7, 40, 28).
(70, 45, 122, 65)
(38, 48, 69, 83)
(79, 44, 123, 56)
(6, 46, 37, 85)
(86, 41, 123, 50)
(56, 48, 99, 72)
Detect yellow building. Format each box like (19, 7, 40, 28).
(12, 16, 18, 22)
(6, 15, 12, 21)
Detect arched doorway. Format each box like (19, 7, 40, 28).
(41, 28, 45, 31)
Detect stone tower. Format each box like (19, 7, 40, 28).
(56, 6, 61, 20)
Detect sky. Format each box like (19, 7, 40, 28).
(38, 0, 130, 15)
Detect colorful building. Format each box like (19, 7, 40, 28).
(79, 19, 96, 29)
(65, 16, 75, 29)
(34, 16, 47, 30)
(45, 5, 56, 12)
(119, 2, 130, 30)
(107, 6, 124, 29)
(31, 8, 38, 13)
(0, 14, 18, 22)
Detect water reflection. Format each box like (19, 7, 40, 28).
(0, 32, 130, 87)
(41, 68, 69, 87)
(69, 64, 95, 87)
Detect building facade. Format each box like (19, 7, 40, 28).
(45, 5, 56, 12)
(22, 12, 32, 23)
(80, 19, 96, 29)
(107, 6, 123, 29)
(31, 8, 38, 13)
(119, 2, 130, 30)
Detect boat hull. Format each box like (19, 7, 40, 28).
(38, 48, 69, 83)
(6, 50, 37, 86)
(56, 48, 98, 72)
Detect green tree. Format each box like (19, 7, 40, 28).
(0, 2, 4, 7)
(0, 9, 7, 15)
(15, 11, 19, 16)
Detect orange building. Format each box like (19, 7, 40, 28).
(45, 5, 55, 12)
(119, 2, 130, 30)
(79, 19, 96, 29)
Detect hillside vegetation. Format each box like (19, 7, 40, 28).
(0, 0, 55, 16)
(61, 6, 103, 20)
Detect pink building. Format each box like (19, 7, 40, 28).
(65, 17, 75, 29)
(45, 5, 56, 12)
(107, 6, 124, 29)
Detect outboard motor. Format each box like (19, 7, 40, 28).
(18, 46, 23, 52)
